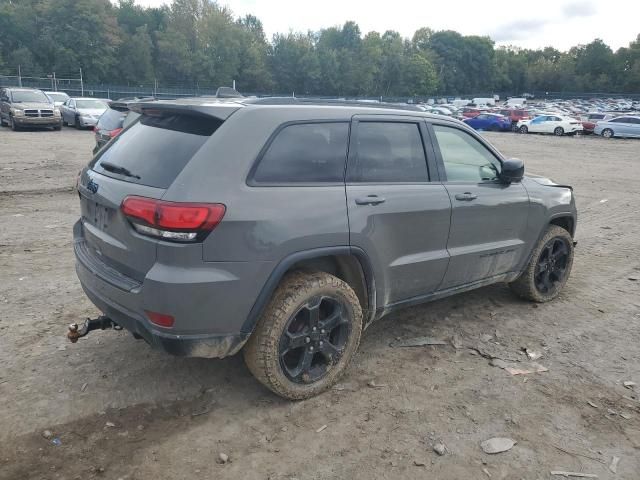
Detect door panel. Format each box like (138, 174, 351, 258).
(347, 184, 451, 304)
(440, 182, 529, 289)
(346, 117, 451, 306)
(430, 123, 530, 289)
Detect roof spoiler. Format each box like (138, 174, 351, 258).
(129, 100, 242, 120)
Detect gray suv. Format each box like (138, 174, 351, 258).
(72, 98, 577, 399)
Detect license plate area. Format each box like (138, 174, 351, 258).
(83, 201, 113, 230)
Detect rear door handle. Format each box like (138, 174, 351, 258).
(355, 195, 386, 206)
(455, 192, 478, 201)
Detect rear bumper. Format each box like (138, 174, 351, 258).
(78, 280, 249, 357)
(73, 220, 271, 358)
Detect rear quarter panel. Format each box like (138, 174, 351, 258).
(163, 107, 351, 262)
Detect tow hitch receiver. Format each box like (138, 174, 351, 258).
(67, 316, 122, 343)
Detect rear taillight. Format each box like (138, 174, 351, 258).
(109, 127, 123, 138)
(121, 196, 226, 242)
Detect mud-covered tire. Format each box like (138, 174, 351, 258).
(244, 271, 363, 400)
(509, 225, 574, 303)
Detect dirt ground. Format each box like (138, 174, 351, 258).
(1, 126, 639, 480)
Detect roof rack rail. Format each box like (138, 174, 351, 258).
(244, 97, 423, 112)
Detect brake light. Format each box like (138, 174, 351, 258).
(145, 310, 175, 328)
(121, 196, 226, 242)
(109, 127, 123, 138)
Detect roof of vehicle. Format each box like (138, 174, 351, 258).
(129, 96, 461, 123)
(70, 97, 108, 101)
(3, 87, 45, 92)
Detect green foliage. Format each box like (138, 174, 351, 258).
(0, 0, 637, 95)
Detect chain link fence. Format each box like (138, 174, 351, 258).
(1, 72, 639, 102)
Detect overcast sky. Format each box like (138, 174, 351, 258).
(133, 0, 638, 51)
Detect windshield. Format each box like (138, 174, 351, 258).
(76, 99, 107, 109)
(11, 90, 51, 103)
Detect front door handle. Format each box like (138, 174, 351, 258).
(455, 192, 478, 201)
(355, 195, 386, 206)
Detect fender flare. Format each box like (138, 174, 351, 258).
(240, 246, 376, 334)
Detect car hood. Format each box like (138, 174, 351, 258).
(13, 102, 55, 109)
(526, 173, 573, 190)
(77, 108, 107, 115)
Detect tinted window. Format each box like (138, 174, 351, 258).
(433, 125, 501, 183)
(349, 122, 428, 183)
(252, 123, 349, 183)
(629, 118, 640, 124)
(91, 113, 221, 188)
(611, 117, 629, 123)
(96, 107, 126, 130)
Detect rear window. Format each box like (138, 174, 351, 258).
(91, 113, 221, 188)
(97, 108, 126, 131)
(251, 122, 349, 184)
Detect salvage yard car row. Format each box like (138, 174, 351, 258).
(2, 86, 639, 140)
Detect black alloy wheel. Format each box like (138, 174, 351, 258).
(534, 237, 570, 294)
(278, 296, 351, 384)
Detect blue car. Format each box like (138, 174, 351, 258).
(593, 116, 640, 139)
(463, 113, 512, 132)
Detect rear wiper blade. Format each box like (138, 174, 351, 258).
(100, 161, 141, 179)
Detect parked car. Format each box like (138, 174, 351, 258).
(92, 98, 144, 153)
(463, 113, 512, 131)
(517, 115, 583, 136)
(498, 108, 532, 131)
(45, 91, 70, 107)
(462, 107, 482, 118)
(71, 97, 577, 400)
(61, 97, 108, 129)
(0, 87, 62, 131)
(593, 116, 640, 138)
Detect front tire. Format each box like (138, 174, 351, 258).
(602, 128, 614, 138)
(509, 225, 574, 303)
(244, 271, 363, 400)
(519, 125, 528, 134)
(554, 127, 564, 136)
(74, 115, 81, 129)
(10, 116, 19, 131)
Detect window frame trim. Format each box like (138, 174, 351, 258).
(346, 115, 438, 185)
(427, 120, 506, 185)
(246, 119, 352, 187)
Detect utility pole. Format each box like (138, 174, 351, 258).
(232, 79, 236, 90)
(53, 72, 57, 91)
(79, 67, 84, 96)
(18, 65, 22, 87)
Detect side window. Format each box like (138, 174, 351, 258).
(349, 122, 428, 183)
(611, 117, 627, 123)
(252, 122, 349, 184)
(432, 125, 501, 183)
(629, 118, 640, 125)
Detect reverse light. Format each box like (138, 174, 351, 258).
(121, 196, 226, 242)
(145, 310, 175, 328)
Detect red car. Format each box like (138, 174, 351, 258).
(462, 107, 482, 118)
(498, 109, 532, 130)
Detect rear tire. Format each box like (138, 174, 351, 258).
(554, 127, 564, 136)
(509, 225, 574, 303)
(602, 128, 614, 138)
(0, 115, 6, 127)
(519, 125, 528, 134)
(244, 271, 363, 400)
(490, 124, 500, 132)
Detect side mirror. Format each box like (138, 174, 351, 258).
(501, 158, 524, 183)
